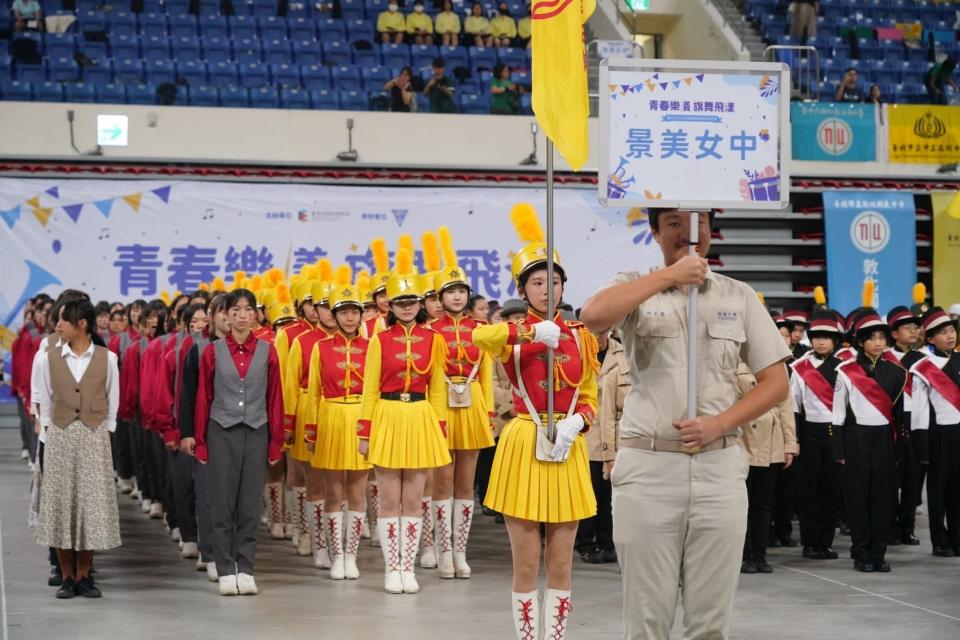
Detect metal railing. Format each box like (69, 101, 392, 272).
(763, 45, 821, 101)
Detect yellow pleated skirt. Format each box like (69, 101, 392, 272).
(483, 417, 596, 523)
(368, 399, 452, 470)
(311, 400, 372, 471)
(446, 380, 495, 451)
(290, 389, 311, 463)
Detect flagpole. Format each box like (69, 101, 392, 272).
(546, 139, 556, 443)
(687, 210, 699, 422)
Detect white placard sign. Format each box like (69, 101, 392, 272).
(97, 114, 129, 147)
(598, 58, 791, 210)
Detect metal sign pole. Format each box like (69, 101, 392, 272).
(687, 210, 699, 421)
(546, 139, 556, 442)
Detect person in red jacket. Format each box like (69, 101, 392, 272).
(12, 294, 51, 463)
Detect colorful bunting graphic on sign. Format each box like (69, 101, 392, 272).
(45, 187, 60, 199)
(95, 199, 114, 218)
(63, 204, 84, 223)
(151, 186, 172, 203)
(0, 185, 172, 230)
(26, 196, 40, 209)
(0, 205, 20, 229)
(32, 206, 52, 226)
(684, 77, 693, 86)
(122, 193, 142, 211)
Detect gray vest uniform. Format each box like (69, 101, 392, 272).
(209, 338, 269, 430)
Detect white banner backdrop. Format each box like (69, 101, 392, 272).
(0, 178, 663, 363)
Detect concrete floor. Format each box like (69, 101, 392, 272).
(1, 425, 959, 640)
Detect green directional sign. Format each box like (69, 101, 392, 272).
(96, 115, 129, 146)
(626, 0, 649, 9)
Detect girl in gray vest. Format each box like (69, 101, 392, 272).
(35, 298, 121, 599)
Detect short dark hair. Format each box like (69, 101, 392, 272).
(109, 309, 125, 322)
(60, 298, 106, 347)
(225, 289, 257, 311)
(845, 66, 857, 74)
(432, 56, 445, 69)
(181, 304, 205, 329)
(95, 300, 111, 316)
(386, 306, 430, 326)
(647, 208, 717, 233)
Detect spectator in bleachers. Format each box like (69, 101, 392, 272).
(423, 57, 457, 113)
(867, 84, 883, 105)
(788, 0, 817, 44)
(490, 63, 522, 115)
(13, 0, 44, 32)
(834, 68, 863, 103)
(385, 66, 415, 111)
(378, 2, 407, 44)
(489, 3, 517, 48)
(435, 0, 462, 46)
(406, 0, 434, 45)
(516, 5, 531, 49)
(465, 2, 492, 47)
(925, 57, 958, 105)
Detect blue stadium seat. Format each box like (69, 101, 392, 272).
(115, 59, 145, 83)
(65, 82, 97, 103)
(352, 42, 380, 67)
(125, 83, 155, 104)
(146, 58, 177, 84)
(272, 63, 301, 86)
(302, 64, 332, 90)
(330, 65, 362, 90)
(204, 37, 233, 64)
(511, 69, 530, 86)
(79, 40, 108, 61)
(190, 84, 220, 106)
(173, 36, 203, 60)
(235, 38, 264, 64)
(201, 15, 230, 39)
(339, 89, 368, 110)
(112, 34, 142, 60)
(46, 34, 76, 60)
(519, 92, 532, 114)
(293, 39, 323, 65)
(0, 53, 11, 80)
(230, 15, 259, 39)
(438, 45, 468, 71)
(240, 62, 270, 88)
(459, 92, 490, 114)
(414, 92, 428, 112)
(346, 19, 376, 44)
(140, 13, 169, 38)
(290, 17, 317, 41)
(457, 77, 479, 94)
(340, 0, 366, 21)
(285, 2, 311, 18)
(260, 16, 289, 40)
(35, 81, 65, 103)
(1, 80, 33, 101)
(310, 88, 339, 109)
(381, 43, 410, 68)
(95, 83, 126, 104)
(49, 57, 80, 82)
(250, 86, 280, 107)
(880, 40, 905, 63)
(264, 39, 293, 64)
(323, 40, 353, 65)
(198, 0, 221, 14)
(253, 0, 279, 17)
(78, 10, 107, 35)
(209, 61, 241, 86)
(108, 11, 138, 38)
(167, 0, 191, 13)
(318, 18, 347, 41)
(498, 47, 525, 69)
(17, 63, 47, 84)
(170, 14, 198, 38)
(281, 86, 311, 108)
(220, 86, 251, 107)
(365, 0, 388, 15)
(143, 35, 172, 60)
(178, 60, 208, 85)
(469, 46, 496, 72)
(410, 44, 439, 69)
(361, 65, 390, 90)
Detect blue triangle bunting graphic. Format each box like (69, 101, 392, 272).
(0, 205, 20, 229)
(696, 74, 705, 82)
(151, 186, 172, 203)
(391, 209, 409, 227)
(63, 203, 84, 223)
(94, 199, 114, 218)
(45, 186, 60, 199)
(672, 80, 681, 88)
(659, 82, 668, 90)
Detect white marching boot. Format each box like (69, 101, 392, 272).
(511, 591, 540, 640)
(344, 511, 365, 580)
(379, 517, 402, 594)
(434, 498, 455, 578)
(295, 487, 311, 556)
(266, 482, 286, 540)
(452, 499, 474, 578)
(543, 589, 573, 640)
(327, 510, 345, 580)
(400, 516, 422, 594)
(419, 498, 436, 569)
(310, 500, 331, 569)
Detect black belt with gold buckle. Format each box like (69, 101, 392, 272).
(381, 392, 426, 402)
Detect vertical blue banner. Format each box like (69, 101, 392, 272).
(824, 191, 917, 315)
(791, 103, 877, 162)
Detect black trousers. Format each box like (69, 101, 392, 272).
(892, 435, 925, 538)
(927, 424, 960, 550)
(843, 425, 895, 564)
(772, 460, 799, 543)
(798, 422, 840, 549)
(745, 464, 779, 561)
(143, 430, 168, 507)
(170, 449, 197, 542)
(17, 396, 37, 462)
(577, 461, 613, 551)
(194, 459, 215, 562)
(476, 437, 497, 504)
(135, 422, 152, 500)
(114, 418, 139, 481)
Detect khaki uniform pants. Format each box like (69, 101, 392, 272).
(612, 444, 749, 639)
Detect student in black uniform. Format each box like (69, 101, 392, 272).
(909, 307, 960, 557)
(831, 310, 907, 572)
(790, 310, 844, 560)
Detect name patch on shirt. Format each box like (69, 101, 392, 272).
(715, 311, 738, 322)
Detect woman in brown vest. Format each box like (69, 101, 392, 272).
(35, 298, 121, 599)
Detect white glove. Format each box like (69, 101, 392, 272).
(550, 414, 585, 462)
(531, 320, 561, 349)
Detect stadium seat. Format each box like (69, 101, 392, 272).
(271, 63, 301, 87)
(146, 59, 177, 85)
(264, 39, 293, 64)
(250, 86, 280, 108)
(318, 18, 347, 41)
(108, 11, 138, 38)
(65, 82, 97, 103)
(178, 60, 209, 85)
(281, 86, 311, 108)
(331, 65, 362, 90)
(340, 0, 365, 21)
(260, 16, 289, 40)
(49, 57, 80, 82)
(438, 45, 468, 71)
(381, 43, 411, 68)
(189, 84, 220, 106)
(201, 15, 230, 39)
(17, 62, 47, 84)
(323, 40, 353, 66)
(230, 15, 259, 40)
(95, 83, 127, 104)
(204, 37, 233, 64)
(411, 44, 439, 70)
(35, 81, 66, 103)
(290, 17, 317, 41)
(209, 61, 241, 86)
(173, 36, 203, 60)
(220, 85, 251, 107)
(79, 40, 108, 61)
(143, 35, 172, 61)
(112, 34, 142, 60)
(253, 0, 279, 17)
(140, 13, 169, 38)
(339, 89, 369, 110)
(469, 46, 496, 72)
(46, 34, 76, 60)
(1, 80, 33, 101)
(498, 47, 525, 69)
(310, 88, 340, 109)
(235, 38, 264, 64)
(352, 42, 380, 67)
(361, 66, 390, 91)
(239, 62, 271, 88)
(115, 59, 145, 83)
(302, 64, 332, 90)
(346, 20, 376, 45)
(78, 10, 107, 35)
(170, 14, 199, 38)
(293, 39, 323, 65)
(459, 92, 490, 114)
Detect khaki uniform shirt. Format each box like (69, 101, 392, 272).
(736, 361, 798, 466)
(605, 269, 791, 440)
(587, 339, 628, 461)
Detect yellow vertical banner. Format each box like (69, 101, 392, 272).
(888, 105, 960, 164)
(930, 192, 960, 307)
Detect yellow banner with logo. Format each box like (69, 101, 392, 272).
(888, 105, 960, 164)
(930, 192, 960, 307)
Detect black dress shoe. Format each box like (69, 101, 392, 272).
(55, 578, 77, 599)
(779, 538, 798, 548)
(853, 560, 875, 572)
(583, 547, 608, 564)
(740, 560, 757, 574)
(481, 507, 497, 517)
(839, 523, 851, 536)
(74, 576, 102, 598)
(48, 567, 63, 587)
(494, 513, 505, 524)
(802, 546, 826, 559)
(873, 561, 891, 573)
(821, 546, 839, 560)
(900, 534, 920, 546)
(604, 548, 618, 563)
(767, 538, 781, 548)
(932, 546, 955, 557)
(887, 535, 901, 546)
(755, 559, 773, 573)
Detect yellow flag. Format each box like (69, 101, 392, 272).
(123, 193, 142, 211)
(531, 0, 595, 171)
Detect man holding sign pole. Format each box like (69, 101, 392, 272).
(580, 209, 791, 639)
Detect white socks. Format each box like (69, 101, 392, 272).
(452, 499, 474, 578)
(309, 500, 331, 569)
(419, 498, 436, 568)
(378, 516, 402, 593)
(511, 591, 539, 640)
(544, 589, 573, 640)
(327, 510, 344, 580)
(344, 511, 365, 579)
(267, 482, 285, 539)
(435, 498, 454, 578)
(400, 516, 422, 594)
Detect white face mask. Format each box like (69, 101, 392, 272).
(388, 3, 398, 10)
(415, 4, 424, 11)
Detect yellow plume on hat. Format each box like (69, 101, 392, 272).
(862, 280, 875, 308)
(265, 267, 285, 286)
(249, 274, 263, 292)
(510, 203, 544, 243)
(370, 238, 389, 274)
(913, 282, 926, 305)
(160, 290, 171, 306)
(813, 286, 826, 306)
(211, 277, 226, 292)
(198, 282, 210, 292)
(438, 226, 457, 267)
(394, 247, 413, 274)
(421, 231, 441, 272)
(233, 270, 247, 286)
(335, 264, 352, 286)
(357, 270, 371, 290)
(300, 264, 318, 280)
(397, 234, 414, 260)
(317, 258, 334, 282)
(276, 283, 292, 304)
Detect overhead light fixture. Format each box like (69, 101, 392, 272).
(336, 117, 359, 162)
